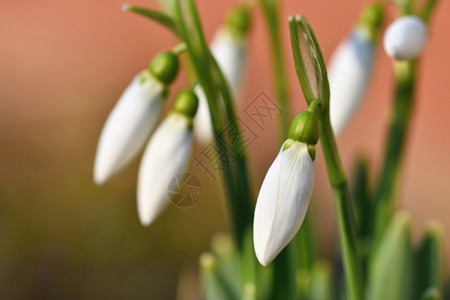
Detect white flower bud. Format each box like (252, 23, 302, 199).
(137, 113, 193, 226)
(94, 72, 165, 185)
(328, 29, 375, 135)
(253, 141, 315, 266)
(384, 16, 427, 60)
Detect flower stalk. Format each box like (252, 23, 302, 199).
(289, 15, 363, 300)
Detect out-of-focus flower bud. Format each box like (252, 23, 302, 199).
(328, 3, 384, 135)
(137, 90, 198, 226)
(384, 15, 427, 60)
(93, 51, 179, 185)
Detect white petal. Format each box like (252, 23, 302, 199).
(384, 16, 427, 60)
(193, 85, 215, 144)
(94, 74, 164, 185)
(328, 29, 375, 135)
(253, 142, 315, 266)
(211, 28, 246, 97)
(137, 113, 193, 226)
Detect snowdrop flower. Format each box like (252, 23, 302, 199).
(253, 109, 321, 266)
(194, 6, 250, 144)
(137, 90, 198, 226)
(328, 3, 383, 135)
(94, 51, 179, 185)
(384, 16, 427, 60)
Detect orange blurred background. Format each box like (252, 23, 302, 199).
(1, 0, 449, 298)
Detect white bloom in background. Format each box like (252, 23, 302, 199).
(328, 3, 383, 135)
(253, 111, 320, 266)
(137, 90, 198, 226)
(210, 28, 247, 96)
(194, 6, 250, 144)
(384, 16, 427, 60)
(93, 51, 179, 185)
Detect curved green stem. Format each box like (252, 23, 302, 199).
(172, 0, 253, 250)
(371, 60, 417, 247)
(320, 114, 363, 300)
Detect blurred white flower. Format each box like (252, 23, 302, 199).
(94, 73, 165, 185)
(137, 90, 198, 226)
(384, 16, 427, 60)
(253, 141, 316, 266)
(327, 3, 383, 135)
(328, 28, 375, 135)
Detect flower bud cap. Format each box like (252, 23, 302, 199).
(358, 2, 384, 43)
(288, 111, 321, 146)
(224, 6, 251, 37)
(149, 51, 179, 85)
(171, 90, 199, 118)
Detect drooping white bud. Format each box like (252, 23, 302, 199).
(137, 90, 198, 226)
(94, 73, 165, 185)
(384, 16, 427, 60)
(253, 111, 319, 266)
(328, 28, 375, 135)
(327, 3, 383, 135)
(253, 141, 316, 266)
(211, 28, 246, 96)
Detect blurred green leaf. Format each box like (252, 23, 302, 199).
(416, 222, 445, 297)
(352, 157, 372, 237)
(308, 260, 333, 300)
(368, 212, 414, 300)
(200, 252, 240, 300)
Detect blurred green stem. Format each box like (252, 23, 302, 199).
(259, 0, 291, 140)
(372, 60, 417, 247)
(320, 114, 363, 300)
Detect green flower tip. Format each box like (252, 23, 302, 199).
(243, 283, 256, 298)
(358, 2, 385, 42)
(392, 211, 412, 230)
(225, 6, 251, 36)
(171, 89, 199, 118)
(122, 3, 130, 11)
(199, 252, 216, 271)
(424, 221, 444, 240)
(420, 287, 441, 300)
(288, 111, 321, 146)
(149, 51, 179, 85)
(211, 233, 235, 257)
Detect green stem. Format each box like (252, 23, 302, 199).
(172, 0, 254, 250)
(320, 114, 363, 300)
(259, 0, 291, 141)
(372, 60, 417, 247)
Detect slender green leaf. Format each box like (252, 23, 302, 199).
(123, 4, 179, 36)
